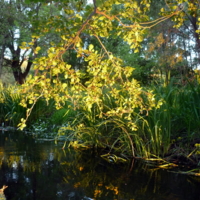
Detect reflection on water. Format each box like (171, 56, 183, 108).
(0, 130, 200, 200)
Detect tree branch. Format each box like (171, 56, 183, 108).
(64, 0, 98, 51)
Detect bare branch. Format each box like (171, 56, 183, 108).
(93, 34, 110, 57)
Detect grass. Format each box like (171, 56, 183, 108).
(1, 78, 200, 166)
(0, 81, 55, 128)
(52, 80, 200, 164)
(0, 82, 26, 127)
(137, 80, 200, 159)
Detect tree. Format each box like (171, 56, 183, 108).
(0, 0, 41, 84)
(159, 0, 200, 68)
(0, 0, 64, 84)
(0, 0, 13, 78)
(128, 0, 200, 86)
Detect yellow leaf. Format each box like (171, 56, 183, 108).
(89, 44, 94, 51)
(62, 83, 67, 89)
(109, 54, 113, 59)
(160, 8, 164, 12)
(99, 16, 105, 20)
(134, 48, 139, 53)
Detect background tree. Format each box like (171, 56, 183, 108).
(144, 0, 200, 85)
(0, 0, 64, 84)
(0, 0, 41, 84)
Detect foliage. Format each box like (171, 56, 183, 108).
(148, 81, 200, 153)
(20, 51, 163, 156)
(165, 0, 200, 67)
(29, 104, 77, 138)
(0, 81, 55, 128)
(0, 82, 26, 127)
(0, 0, 37, 84)
(3, 0, 197, 161)
(139, 0, 200, 87)
(0, 0, 63, 84)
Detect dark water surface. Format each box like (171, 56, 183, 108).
(0, 131, 200, 200)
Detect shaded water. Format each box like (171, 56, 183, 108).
(0, 131, 200, 200)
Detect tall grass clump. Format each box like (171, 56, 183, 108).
(0, 81, 56, 129)
(56, 81, 160, 157)
(136, 79, 200, 158)
(135, 82, 175, 157)
(170, 82, 200, 139)
(57, 91, 138, 154)
(0, 82, 26, 127)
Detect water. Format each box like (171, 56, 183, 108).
(0, 130, 200, 200)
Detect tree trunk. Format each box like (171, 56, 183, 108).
(11, 59, 32, 85)
(190, 16, 200, 65)
(0, 44, 6, 79)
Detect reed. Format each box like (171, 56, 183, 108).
(137, 80, 200, 158)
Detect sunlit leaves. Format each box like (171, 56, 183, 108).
(19, 0, 175, 150)
(88, 44, 94, 51)
(18, 118, 27, 130)
(159, 0, 200, 30)
(34, 46, 41, 54)
(64, 9, 74, 15)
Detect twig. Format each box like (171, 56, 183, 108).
(93, 34, 110, 57)
(64, 0, 98, 51)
